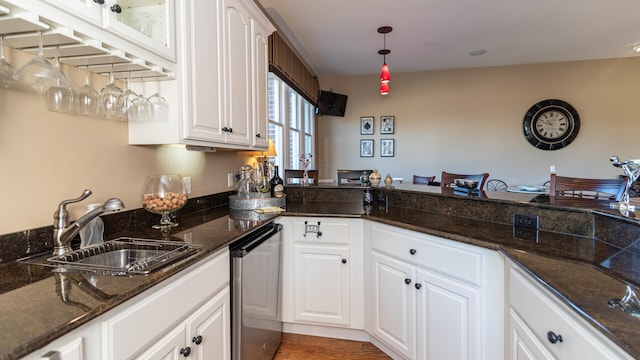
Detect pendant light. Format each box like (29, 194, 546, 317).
(380, 82, 389, 96)
(378, 26, 392, 95)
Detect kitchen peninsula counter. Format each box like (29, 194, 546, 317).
(284, 184, 640, 358)
(3, 184, 640, 359)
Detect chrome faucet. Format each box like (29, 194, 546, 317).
(52, 189, 125, 256)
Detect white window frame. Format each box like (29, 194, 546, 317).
(268, 73, 315, 177)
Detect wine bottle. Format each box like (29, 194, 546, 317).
(270, 165, 285, 198)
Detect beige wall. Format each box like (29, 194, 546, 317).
(0, 48, 250, 235)
(318, 57, 640, 186)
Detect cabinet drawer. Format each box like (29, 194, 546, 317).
(370, 223, 482, 286)
(292, 218, 351, 245)
(102, 249, 229, 359)
(509, 267, 632, 360)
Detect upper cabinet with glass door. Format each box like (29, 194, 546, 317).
(42, 0, 103, 24)
(41, 0, 177, 62)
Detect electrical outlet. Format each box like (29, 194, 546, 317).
(514, 214, 539, 229)
(183, 177, 192, 194)
(227, 173, 235, 188)
(513, 227, 539, 242)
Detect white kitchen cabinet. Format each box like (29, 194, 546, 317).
(364, 221, 504, 360)
(129, 0, 274, 149)
(22, 323, 101, 360)
(41, 0, 103, 25)
(102, 0, 177, 62)
(279, 216, 364, 329)
(101, 248, 230, 359)
(177, 0, 226, 145)
(40, 0, 177, 62)
(416, 267, 480, 360)
(4, 0, 177, 63)
(135, 286, 231, 360)
(293, 244, 351, 326)
(507, 261, 633, 360)
(508, 308, 554, 360)
(220, 0, 252, 146)
(370, 250, 416, 359)
(250, 4, 270, 148)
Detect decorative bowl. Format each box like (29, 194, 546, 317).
(454, 178, 479, 189)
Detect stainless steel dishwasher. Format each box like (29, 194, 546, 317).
(230, 221, 283, 360)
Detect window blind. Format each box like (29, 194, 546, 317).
(268, 31, 319, 105)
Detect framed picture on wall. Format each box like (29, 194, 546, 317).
(380, 116, 394, 134)
(381, 139, 394, 157)
(360, 139, 374, 157)
(361, 116, 374, 135)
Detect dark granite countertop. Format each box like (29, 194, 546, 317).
(3, 185, 640, 359)
(0, 207, 279, 360)
(284, 200, 640, 358)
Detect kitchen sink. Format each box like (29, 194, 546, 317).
(22, 238, 201, 276)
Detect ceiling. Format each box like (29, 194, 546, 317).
(256, 0, 640, 78)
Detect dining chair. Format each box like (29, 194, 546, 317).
(441, 171, 489, 190)
(549, 173, 627, 201)
(486, 179, 508, 192)
(413, 175, 436, 185)
(284, 169, 318, 185)
(337, 169, 372, 186)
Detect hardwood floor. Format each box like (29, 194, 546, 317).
(274, 333, 391, 360)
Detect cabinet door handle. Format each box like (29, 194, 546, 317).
(180, 346, 191, 357)
(227, 127, 233, 133)
(192, 335, 203, 345)
(303, 221, 322, 238)
(341, 258, 347, 264)
(110, 4, 122, 13)
(546, 331, 563, 344)
(409, 248, 417, 255)
(404, 278, 412, 285)
(93, 0, 105, 4)
(415, 283, 422, 289)
(256, 133, 261, 138)
(39, 351, 61, 360)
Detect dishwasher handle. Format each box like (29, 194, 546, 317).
(231, 223, 282, 257)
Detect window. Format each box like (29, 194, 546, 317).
(268, 73, 315, 177)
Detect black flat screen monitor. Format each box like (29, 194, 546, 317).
(316, 90, 347, 117)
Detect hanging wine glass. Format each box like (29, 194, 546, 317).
(99, 63, 124, 120)
(0, 35, 18, 89)
(121, 71, 145, 122)
(142, 174, 188, 233)
(75, 66, 99, 117)
(14, 31, 71, 93)
(147, 77, 169, 122)
(43, 46, 74, 113)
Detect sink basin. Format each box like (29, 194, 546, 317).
(41, 237, 201, 275)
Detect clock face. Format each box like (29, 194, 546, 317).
(523, 99, 580, 150)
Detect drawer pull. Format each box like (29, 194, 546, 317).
(415, 283, 422, 289)
(180, 346, 191, 356)
(547, 331, 563, 344)
(192, 335, 203, 345)
(110, 4, 122, 13)
(409, 248, 417, 255)
(39, 351, 61, 360)
(404, 278, 412, 285)
(303, 221, 322, 238)
(341, 258, 347, 264)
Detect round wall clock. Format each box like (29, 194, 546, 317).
(522, 99, 580, 151)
